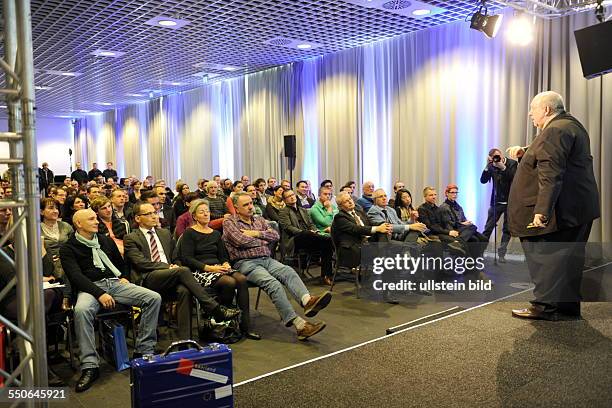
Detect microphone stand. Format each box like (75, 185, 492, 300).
(492, 167, 498, 266)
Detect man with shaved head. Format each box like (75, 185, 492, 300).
(356, 181, 375, 213)
(509, 91, 600, 321)
(60, 209, 161, 393)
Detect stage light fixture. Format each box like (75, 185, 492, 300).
(469, 1, 503, 38)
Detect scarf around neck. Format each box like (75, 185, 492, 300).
(75, 232, 122, 278)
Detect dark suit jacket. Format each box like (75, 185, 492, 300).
(480, 158, 518, 205)
(38, 168, 54, 191)
(331, 208, 382, 268)
(278, 205, 315, 256)
(417, 202, 454, 235)
(124, 227, 176, 284)
(508, 112, 600, 238)
(160, 204, 176, 231)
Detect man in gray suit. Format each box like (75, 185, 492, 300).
(278, 189, 334, 285)
(508, 91, 600, 321)
(124, 202, 239, 338)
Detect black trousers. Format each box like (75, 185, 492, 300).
(483, 203, 511, 256)
(293, 231, 334, 278)
(520, 222, 592, 315)
(142, 267, 219, 339)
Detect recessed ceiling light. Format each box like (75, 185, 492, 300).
(412, 9, 431, 16)
(125, 93, 144, 97)
(76, 109, 90, 113)
(144, 16, 190, 30)
(222, 66, 240, 71)
(296, 43, 312, 49)
(40, 69, 82, 77)
(90, 49, 125, 58)
(95, 102, 113, 106)
(35, 85, 53, 90)
(158, 20, 177, 26)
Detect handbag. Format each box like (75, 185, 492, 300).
(199, 315, 242, 344)
(99, 319, 130, 371)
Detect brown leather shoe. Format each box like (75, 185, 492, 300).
(511, 306, 560, 321)
(297, 321, 326, 341)
(321, 276, 333, 287)
(304, 291, 332, 317)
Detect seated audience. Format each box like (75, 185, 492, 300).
(173, 182, 191, 219)
(331, 192, 392, 268)
(124, 202, 239, 340)
(194, 178, 207, 198)
(393, 188, 418, 224)
(40, 198, 74, 300)
(87, 185, 102, 201)
(60, 209, 161, 392)
(225, 180, 245, 214)
(222, 178, 233, 197)
(309, 186, 338, 236)
(356, 181, 375, 213)
(264, 185, 285, 222)
(253, 178, 268, 206)
(295, 180, 315, 208)
(417, 187, 467, 255)
(204, 180, 229, 230)
(240, 175, 250, 187)
(151, 187, 176, 231)
(110, 189, 131, 222)
(90, 196, 129, 256)
(265, 177, 277, 196)
(223, 192, 332, 340)
(439, 184, 488, 257)
(180, 199, 259, 339)
(387, 181, 406, 207)
(278, 189, 334, 285)
(64, 194, 89, 226)
(246, 184, 265, 216)
(129, 179, 144, 203)
(174, 192, 200, 238)
(367, 189, 428, 242)
(280, 179, 291, 191)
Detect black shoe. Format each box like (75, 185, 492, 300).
(243, 331, 262, 340)
(213, 305, 241, 322)
(498, 255, 506, 263)
(75, 368, 99, 393)
(448, 241, 467, 256)
(48, 367, 65, 387)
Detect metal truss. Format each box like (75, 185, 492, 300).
(495, 0, 612, 18)
(0, 0, 49, 407)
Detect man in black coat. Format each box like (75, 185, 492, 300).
(508, 91, 600, 321)
(480, 148, 518, 262)
(88, 162, 102, 181)
(71, 162, 89, 185)
(124, 202, 239, 339)
(38, 162, 54, 194)
(331, 192, 392, 269)
(102, 161, 118, 182)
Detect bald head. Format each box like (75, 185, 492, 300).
(529, 91, 565, 129)
(73, 208, 99, 236)
(362, 181, 375, 196)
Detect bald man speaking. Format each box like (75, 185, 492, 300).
(508, 91, 600, 321)
(60, 209, 161, 393)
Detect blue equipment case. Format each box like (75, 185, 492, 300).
(131, 340, 233, 408)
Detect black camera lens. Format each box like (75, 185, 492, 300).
(493, 155, 501, 162)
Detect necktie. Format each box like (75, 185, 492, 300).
(382, 208, 389, 221)
(351, 211, 364, 226)
(148, 230, 161, 262)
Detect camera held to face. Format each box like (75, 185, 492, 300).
(492, 154, 502, 163)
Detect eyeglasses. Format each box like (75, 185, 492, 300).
(448, 191, 459, 194)
(138, 211, 157, 217)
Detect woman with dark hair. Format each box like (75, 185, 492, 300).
(90, 196, 129, 256)
(264, 185, 285, 222)
(129, 179, 144, 203)
(180, 200, 260, 340)
(63, 194, 89, 226)
(174, 192, 200, 239)
(393, 188, 431, 243)
(173, 182, 191, 219)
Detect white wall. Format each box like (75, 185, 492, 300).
(0, 116, 74, 177)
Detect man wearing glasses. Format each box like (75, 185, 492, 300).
(124, 202, 240, 340)
(141, 189, 175, 231)
(439, 184, 488, 258)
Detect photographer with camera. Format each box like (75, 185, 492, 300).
(480, 148, 517, 262)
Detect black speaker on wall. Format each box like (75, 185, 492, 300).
(574, 20, 612, 79)
(284, 135, 296, 158)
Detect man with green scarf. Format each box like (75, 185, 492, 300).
(60, 209, 162, 393)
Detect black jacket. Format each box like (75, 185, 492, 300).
(71, 169, 88, 185)
(102, 168, 118, 181)
(88, 168, 102, 181)
(508, 112, 600, 237)
(331, 208, 385, 268)
(278, 205, 315, 256)
(39, 167, 54, 191)
(60, 233, 128, 299)
(417, 202, 454, 235)
(480, 157, 517, 206)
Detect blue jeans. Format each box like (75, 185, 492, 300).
(235, 257, 308, 325)
(73, 278, 162, 369)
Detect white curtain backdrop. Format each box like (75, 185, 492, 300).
(73, 10, 610, 241)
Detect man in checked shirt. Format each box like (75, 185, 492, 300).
(223, 192, 332, 341)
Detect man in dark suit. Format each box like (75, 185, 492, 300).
(508, 91, 600, 321)
(480, 148, 518, 262)
(124, 202, 239, 339)
(278, 189, 334, 285)
(71, 162, 89, 185)
(141, 188, 175, 231)
(331, 192, 392, 269)
(295, 180, 315, 209)
(38, 162, 54, 194)
(417, 187, 467, 256)
(88, 162, 102, 181)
